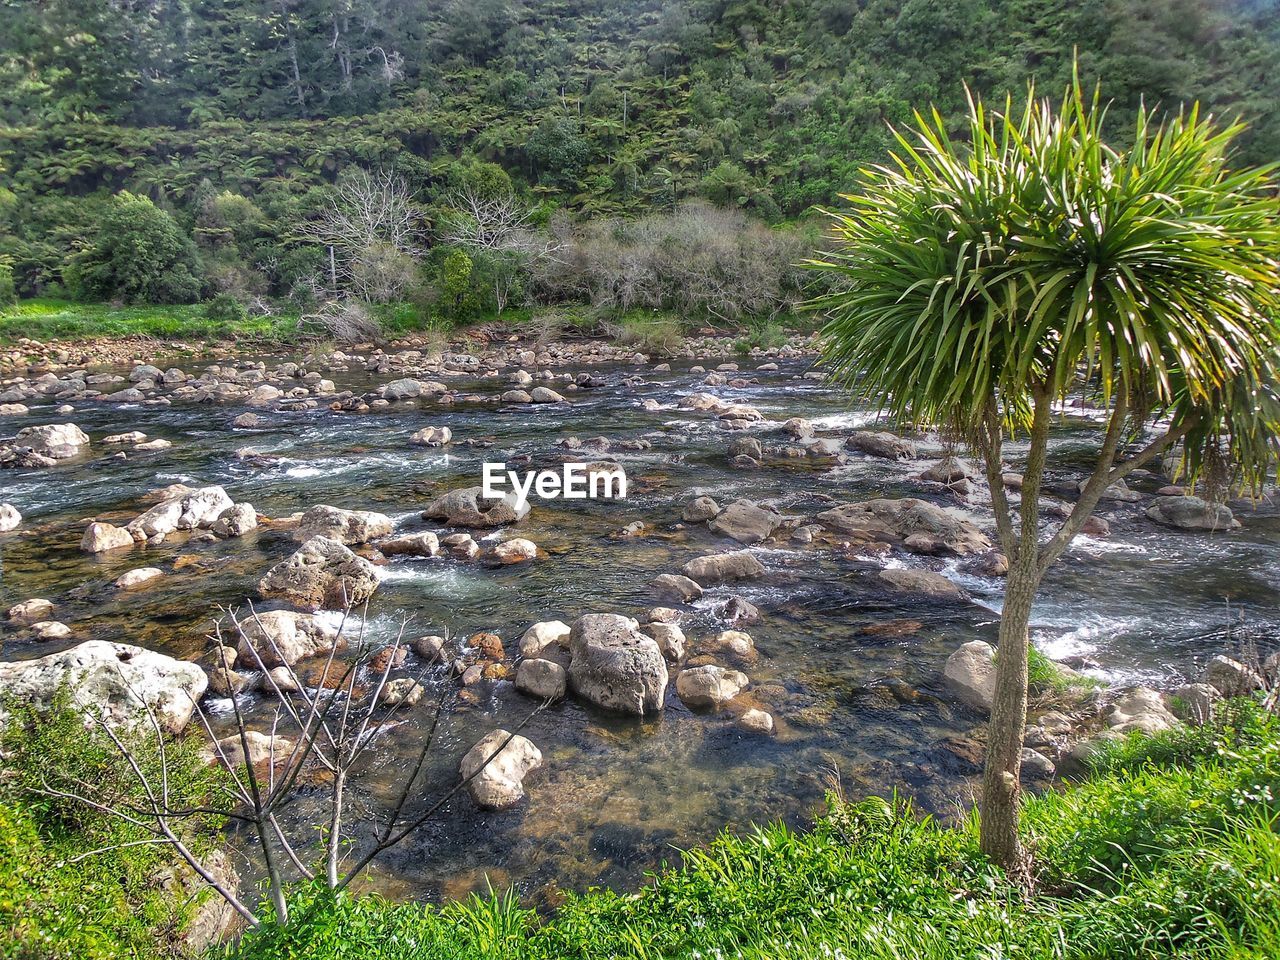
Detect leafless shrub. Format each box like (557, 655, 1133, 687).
(297, 300, 383, 344)
(532, 201, 808, 321)
(296, 168, 423, 303)
(35, 600, 542, 930)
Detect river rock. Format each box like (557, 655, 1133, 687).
(488, 538, 537, 564)
(414, 635, 446, 662)
(707, 500, 782, 544)
(80, 521, 135, 553)
(943, 641, 996, 713)
(641, 622, 686, 661)
(1105, 686, 1179, 735)
(651, 574, 703, 602)
(0, 640, 207, 734)
(8, 598, 53, 625)
(1202, 654, 1264, 697)
(127, 486, 234, 540)
(235, 609, 344, 667)
(719, 596, 760, 624)
(378, 678, 425, 707)
(682, 496, 720, 523)
(383, 378, 424, 400)
(293, 504, 394, 544)
(782, 417, 814, 439)
(568, 614, 668, 715)
(14, 423, 91, 459)
(676, 664, 749, 710)
(1169, 682, 1221, 724)
(212, 503, 258, 538)
(846, 431, 917, 460)
(0, 503, 20, 531)
(680, 550, 765, 586)
(203, 731, 295, 767)
(530, 386, 565, 403)
(29, 621, 71, 640)
(738, 708, 775, 734)
(0, 403, 29, 416)
(922, 456, 977, 484)
(1086, 478, 1142, 502)
(518, 620, 572, 659)
(1146, 496, 1239, 531)
(878, 568, 965, 599)
(816, 498, 990, 554)
(379, 531, 440, 558)
(442, 532, 480, 559)
(114, 567, 164, 589)
(707, 629, 755, 659)
(424, 486, 530, 527)
(257, 536, 383, 611)
(410, 426, 452, 446)
(516, 658, 567, 700)
(460, 730, 542, 809)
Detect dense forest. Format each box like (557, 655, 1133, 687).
(1, 0, 1278, 322)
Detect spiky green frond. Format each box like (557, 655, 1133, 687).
(808, 75, 1280, 487)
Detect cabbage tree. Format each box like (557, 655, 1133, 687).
(808, 77, 1280, 871)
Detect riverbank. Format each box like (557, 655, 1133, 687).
(6, 695, 1275, 959)
(0, 299, 814, 373)
(226, 698, 1280, 960)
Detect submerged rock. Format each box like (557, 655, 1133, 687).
(681, 496, 720, 523)
(568, 614, 668, 715)
(0, 640, 207, 734)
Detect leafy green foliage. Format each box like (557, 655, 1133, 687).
(65, 192, 203, 304)
(0, 701, 227, 959)
(203, 293, 248, 324)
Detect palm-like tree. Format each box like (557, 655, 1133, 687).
(809, 76, 1280, 872)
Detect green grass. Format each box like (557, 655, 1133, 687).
(224, 699, 1280, 960)
(0, 701, 227, 960)
(0, 297, 302, 344)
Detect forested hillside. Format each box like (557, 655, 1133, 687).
(1, 0, 1278, 314)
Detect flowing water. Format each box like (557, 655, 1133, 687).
(2, 353, 1277, 903)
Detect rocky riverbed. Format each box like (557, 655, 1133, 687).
(2, 333, 1278, 902)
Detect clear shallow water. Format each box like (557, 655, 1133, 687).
(2, 354, 1277, 902)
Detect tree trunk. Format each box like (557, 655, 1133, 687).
(979, 557, 1038, 870)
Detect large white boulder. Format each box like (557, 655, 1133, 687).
(459, 730, 542, 809)
(14, 423, 90, 459)
(234, 610, 344, 667)
(943, 641, 996, 713)
(0, 641, 207, 734)
(568, 614, 668, 715)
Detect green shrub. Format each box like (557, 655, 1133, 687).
(734, 317, 786, 354)
(0, 701, 226, 959)
(203, 292, 248, 323)
(606, 311, 685, 356)
(66, 192, 203, 304)
(0, 262, 15, 307)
